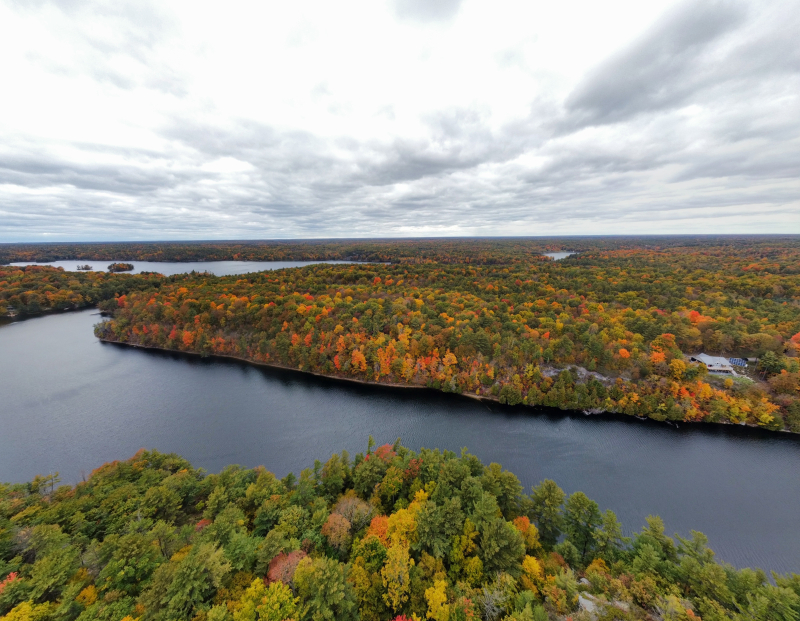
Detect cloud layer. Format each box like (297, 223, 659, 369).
(0, 0, 798, 240)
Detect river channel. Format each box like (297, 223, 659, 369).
(2, 309, 799, 574)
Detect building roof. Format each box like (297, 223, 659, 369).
(691, 353, 734, 371)
(693, 354, 729, 366)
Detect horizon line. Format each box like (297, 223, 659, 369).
(3, 233, 800, 245)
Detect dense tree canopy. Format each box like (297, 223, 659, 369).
(0, 266, 162, 317)
(1, 443, 798, 621)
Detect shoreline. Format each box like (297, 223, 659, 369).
(1, 304, 99, 323)
(98, 336, 486, 399)
(97, 335, 793, 437)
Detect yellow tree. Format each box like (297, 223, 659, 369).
(387, 509, 416, 549)
(425, 579, 450, 621)
(234, 579, 299, 621)
(381, 545, 414, 613)
(520, 555, 544, 594)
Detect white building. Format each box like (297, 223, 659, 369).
(690, 354, 735, 374)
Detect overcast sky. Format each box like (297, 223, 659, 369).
(0, 0, 798, 241)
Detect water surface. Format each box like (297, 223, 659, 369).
(9, 260, 356, 276)
(543, 252, 576, 260)
(2, 310, 799, 574)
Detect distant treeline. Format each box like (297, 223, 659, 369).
(2, 236, 800, 266)
(1, 443, 799, 621)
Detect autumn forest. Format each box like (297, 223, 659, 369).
(2, 237, 800, 621)
(2, 238, 800, 433)
(2, 442, 800, 621)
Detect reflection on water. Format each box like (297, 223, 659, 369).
(1, 309, 799, 573)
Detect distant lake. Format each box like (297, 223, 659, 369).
(543, 252, 576, 260)
(9, 260, 358, 277)
(2, 309, 800, 574)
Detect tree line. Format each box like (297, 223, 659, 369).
(2, 236, 799, 266)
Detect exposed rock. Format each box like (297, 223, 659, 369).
(541, 364, 615, 386)
(578, 594, 598, 615)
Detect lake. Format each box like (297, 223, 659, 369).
(9, 259, 358, 276)
(543, 252, 576, 260)
(2, 309, 799, 574)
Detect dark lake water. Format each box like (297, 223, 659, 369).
(9, 260, 357, 276)
(2, 309, 799, 574)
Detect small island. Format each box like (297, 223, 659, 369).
(107, 262, 134, 272)
(76, 264, 93, 271)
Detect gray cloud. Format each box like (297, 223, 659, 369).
(0, 0, 798, 241)
(564, 0, 748, 127)
(394, 0, 462, 23)
(18, 0, 182, 95)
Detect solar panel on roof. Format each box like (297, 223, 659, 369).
(729, 358, 748, 367)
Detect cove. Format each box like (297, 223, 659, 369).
(2, 309, 800, 574)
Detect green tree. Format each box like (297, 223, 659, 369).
(293, 556, 358, 621)
(141, 485, 182, 522)
(138, 542, 231, 621)
(479, 518, 525, 576)
(470, 492, 501, 530)
(529, 480, 565, 549)
(234, 579, 299, 621)
(353, 457, 389, 499)
(480, 463, 523, 519)
(27, 545, 80, 603)
(414, 498, 464, 560)
(320, 453, 349, 501)
(594, 509, 626, 563)
(759, 351, 784, 375)
(742, 586, 800, 621)
(674, 531, 733, 607)
(98, 532, 163, 596)
(562, 491, 602, 565)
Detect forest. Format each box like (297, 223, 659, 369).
(2, 236, 799, 266)
(2, 237, 799, 432)
(0, 266, 162, 317)
(2, 443, 799, 621)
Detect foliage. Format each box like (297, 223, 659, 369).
(107, 263, 134, 273)
(78, 239, 800, 433)
(233, 579, 299, 621)
(0, 265, 162, 317)
(1, 442, 798, 621)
